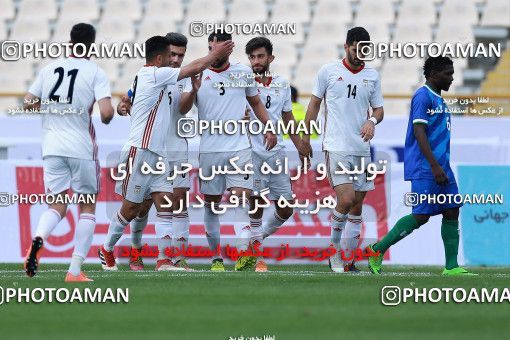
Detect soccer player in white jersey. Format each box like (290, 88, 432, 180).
(301, 27, 385, 273)
(99, 35, 234, 271)
(244, 37, 307, 272)
(22, 23, 114, 282)
(117, 33, 197, 271)
(180, 31, 277, 272)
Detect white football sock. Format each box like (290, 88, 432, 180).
(204, 201, 221, 259)
(35, 208, 62, 241)
(233, 205, 251, 251)
(69, 213, 96, 275)
(331, 210, 347, 251)
(68, 254, 85, 276)
(262, 211, 288, 239)
(172, 211, 190, 262)
(250, 217, 263, 244)
(103, 211, 129, 252)
(130, 214, 148, 249)
(341, 214, 362, 264)
(155, 212, 172, 260)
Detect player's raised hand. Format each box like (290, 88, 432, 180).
(117, 95, 131, 116)
(431, 164, 449, 186)
(210, 37, 234, 59)
(192, 72, 202, 92)
(361, 119, 375, 142)
(263, 131, 277, 151)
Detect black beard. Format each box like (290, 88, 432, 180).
(211, 58, 228, 69)
(253, 66, 268, 76)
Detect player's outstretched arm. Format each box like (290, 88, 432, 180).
(414, 124, 448, 185)
(23, 92, 41, 111)
(98, 97, 114, 124)
(300, 95, 322, 158)
(177, 39, 234, 81)
(179, 73, 202, 114)
(247, 94, 277, 150)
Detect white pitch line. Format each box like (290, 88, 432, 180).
(0, 269, 415, 276)
(2, 269, 510, 279)
(0, 269, 70, 273)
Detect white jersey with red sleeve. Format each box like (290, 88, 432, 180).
(191, 62, 258, 153)
(124, 65, 180, 156)
(249, 75, 292, 160)
(28, 57, 111, 161)
(312, 59, 384, 156)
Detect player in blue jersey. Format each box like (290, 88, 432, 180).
(366, 56, 476, 276)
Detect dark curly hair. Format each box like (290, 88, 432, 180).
(423, 56, 453, 79)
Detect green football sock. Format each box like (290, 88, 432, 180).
(441, 219, 459, 270)
(373, 214, 420, 254)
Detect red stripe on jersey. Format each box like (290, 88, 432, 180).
(322, 90, 328, 152)
(88, 117, 100, 192)
(122, 146, 137, 197)
(141, 89, 165, 149)
(325, 151, 333, 188)
(94, 157, 100, 193)
(88, 116, 98, 161)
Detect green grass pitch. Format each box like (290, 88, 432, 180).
(1, 264, 509, 340)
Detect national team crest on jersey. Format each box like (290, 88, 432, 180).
(363, 79, 369, 87)
(229, 73, 235, 80)
(134, 185, 141, 193)
(275, 89, 280, 96)
(178, 84, 183, 93)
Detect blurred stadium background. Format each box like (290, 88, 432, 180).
(0, 0, 509, 267)
(0, 0, 509, 111)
